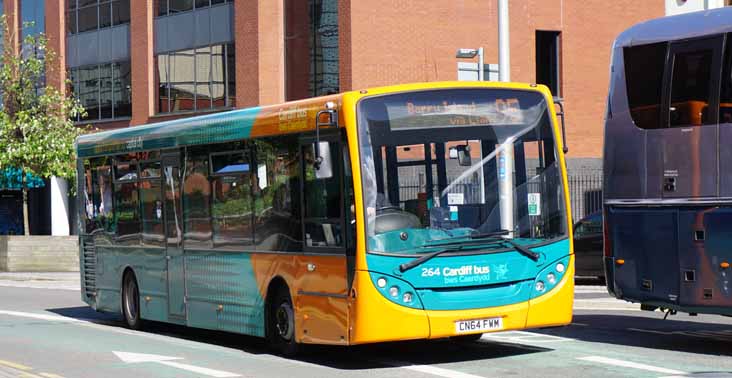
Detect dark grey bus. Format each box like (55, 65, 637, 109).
(604, 7, 732, 316)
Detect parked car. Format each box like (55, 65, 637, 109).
(573, 211, 604, 280)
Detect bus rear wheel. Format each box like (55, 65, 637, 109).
(122, 272, 143, 330)
(267, 288, 299, 356)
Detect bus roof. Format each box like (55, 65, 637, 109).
(76, 94, 343, 158)
(75, 81, 549, 158)
(615, 7, 732, 49)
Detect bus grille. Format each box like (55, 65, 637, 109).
(81, 236, 96, 298)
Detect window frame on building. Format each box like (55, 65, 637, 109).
(156, 43, 236, 115)
(67, 0, 130, 35)
(69, 60, 132, 123)
(155, 0, 233, 18)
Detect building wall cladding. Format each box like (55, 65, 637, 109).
(346, 0, 665, 158)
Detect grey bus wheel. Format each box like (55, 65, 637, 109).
(122, 272, 143, 330)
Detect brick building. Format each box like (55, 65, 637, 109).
(0, 0, 708, 234)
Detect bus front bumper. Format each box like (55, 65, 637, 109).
(349, 257, 574, 345)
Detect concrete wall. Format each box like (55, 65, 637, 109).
(0, 236, 78, 272)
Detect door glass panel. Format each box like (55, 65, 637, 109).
(303, 142, 343, 248)
(140, 179, 164, 247)
(164, 165, 182, 245)
(670, 49, 714, 127)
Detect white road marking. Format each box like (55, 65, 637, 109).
(378, 359, 487, 378)
(0, 310, 82, 323)
(114, 351, 240, 378)
(577, 356, 686, 375)
(480, 331, 574, 344)
(0, 309, 335, 373)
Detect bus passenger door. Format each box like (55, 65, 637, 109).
(296, 136, 350, 344)
(163, 154, 186, 320)
(661, 36, 723, 198)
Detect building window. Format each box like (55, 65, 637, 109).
(67, 0, 130, 35)
(285, 0, 339, 101)
(21, 0, 45, 38)
(156, 0, 233, 17)
(536, 31, 561, 97)
(156, 43, 235, 114)
(69, 61, 132, 122)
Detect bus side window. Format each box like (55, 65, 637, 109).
(113, 156, 141, 245)
(84, 157, 113, 234)
(624, 42, 667, 130)
(720, 36, 732, 124)
(253, 137, 303, 252)
(669, 48, 714, 127)
(183, 146, 213, 249)
(211, 150, 254, 248)
(82, 159, 97, 233)
(302, 141, 344, 249)
(139, 161, 164, 247)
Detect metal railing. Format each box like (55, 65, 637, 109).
(396, 169, 604, 224)
(567, 170, 603, 223)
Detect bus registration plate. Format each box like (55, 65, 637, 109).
(455, 317, 503, 333)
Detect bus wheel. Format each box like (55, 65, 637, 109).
(450, 333, 483, 343)
(267, 288, 299, 356)
(122, 272, 143, 330)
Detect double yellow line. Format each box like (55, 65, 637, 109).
(0, 359, 64, 378)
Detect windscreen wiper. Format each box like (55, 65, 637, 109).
(496, 238, 540, 261)
(425, 229, 510, 245)
(399, 246, 464, 273)
(424, 231, 540, 261)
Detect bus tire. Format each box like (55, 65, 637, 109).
(122, 271, 143, 330)
(267, 287, 299, 356)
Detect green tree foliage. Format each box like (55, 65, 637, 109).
(0, 17, 86, 235)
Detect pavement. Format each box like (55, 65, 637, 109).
(0, 272, 80, 291)
(1, 275, 731, 378)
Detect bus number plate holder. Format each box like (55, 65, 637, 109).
(455, 317, 503, 333)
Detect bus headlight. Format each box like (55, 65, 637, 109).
(547, 273, 556, 284)
(535, 281, 545, 292)
(377, 277, 387, 288)
(556, 263, 565, 273)
(403, 292, 413, 303)
(389, 286, 399, 298)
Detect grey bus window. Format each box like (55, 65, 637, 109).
(670, 49, 714, 127)
(183, 147, 213, 249)
(212, 151, 254, 249)
(140, 179, 164, 247)
(624, 43, 667, 129)
(114, 181, 141, 245)
(140, 161, 161, 178)
(303, 141, 343, 248)
(84, 157, 113, 234)
(253, 137, 303, 252)
(211, 151, 249, 176)
(115, 160, 138, 182)
(720, 38, 732, 124)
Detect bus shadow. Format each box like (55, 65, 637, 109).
(532, 313, 732, 357)
(46, 305, 551, 370)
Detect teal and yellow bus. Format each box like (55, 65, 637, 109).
(76, 81, 574, 355)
